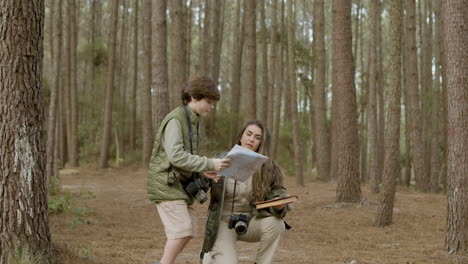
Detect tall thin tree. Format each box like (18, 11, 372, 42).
(243, 0, 257, 122)
(99, 0, 119, 168)
(142, 0, 153, 165)
(313, 0, 330, 182)
(152, 0, 170, 132)
(376, 0, 402, 227)
(332, 0, 362, 203)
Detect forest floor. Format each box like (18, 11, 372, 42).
(50, 165, 468, 264)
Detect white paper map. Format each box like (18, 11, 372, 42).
(218, 144, 269, 182)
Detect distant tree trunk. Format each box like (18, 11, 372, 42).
(0, 1, 52, 262)
(243, 0, 257, 122)
(152, 0, 170, 133)
(46, 0, 63, 179)
(230, 0, 244, 145)
(206, 0, 224, 138)
(260, 0, 269, 124)
(200, 0, 212, 76)
(170, 0, 187, 109)
(376, 0, 385, 183)
(142, 0, 153, 165)
(406, 0, 428, 191)
(313, 0, 330, 182)
(430, 0, 442, 193)
(99, 0, 119, 168)
(421, 0, 433, 183)
(129, 0, 138, 152)
(68, 0, 79, 167)
(332, 0, 362, 203)
(287, 0, 304, 186)
(267, 0, 278, 131)
(442, 0, 468, 255)
(272, 0, 285, 159)
(368, 0, 381, 193)
(376, 0, 402, 227)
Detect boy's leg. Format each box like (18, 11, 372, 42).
(239, 216, 285, 264)
(161, 236, 192, 264)
(156, 200, 197, 264)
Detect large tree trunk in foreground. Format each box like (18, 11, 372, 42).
(0, 1, 52, 262)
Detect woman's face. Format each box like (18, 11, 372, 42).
(189, 97, 215, 116)
(240, 124, 262, 152)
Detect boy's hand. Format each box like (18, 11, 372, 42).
(203, 171, 221, 183)
(212, 158, 231, 171)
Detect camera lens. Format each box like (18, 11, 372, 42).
(235, 221, 248, 235)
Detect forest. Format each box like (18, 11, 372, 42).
(0, 0, 467, 263)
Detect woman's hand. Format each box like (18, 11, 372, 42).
(203, 171, 221, 183)
(273, 204, 286, 211)
(212, 158, 231, 171)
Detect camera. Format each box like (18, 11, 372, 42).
(228, 214, 251, 235)
(184, 178, 209, 204)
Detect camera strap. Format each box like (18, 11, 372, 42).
(230, 180, 237, 214)
(182, 106, 200, 178)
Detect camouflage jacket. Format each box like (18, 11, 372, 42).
(200, 153, 288, 260)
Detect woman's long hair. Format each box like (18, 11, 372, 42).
(234, 120, 285, 202)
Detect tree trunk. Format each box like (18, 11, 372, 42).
(46, 0, 63, 179)
(369, 0, 381, 193)
(406, 0, 428, 191)
(230, 0, 244, 145)
(267, 0, 278, 131)
(313, 0, 330, 182)
(170, 0, 187, 108)
(142, 0, 153, 165)
(99, 0, 119, 168)
(243, 0, 257, 122)
(260, 0, 269, 124)
(68, 0, 79, 167)
(129, 0, 138, 152)
(199, 0, 212, 76)
(442, 0, 468, 255)
(152, 0, 170, 133)
(272, 0, 285, 159)
(287, 0, 304, 187)
(376, 0, 402, 227)
(0, 1, 52, 262)
(332, 0, 362, 203)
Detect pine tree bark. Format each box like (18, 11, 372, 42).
(152, 0, 170, 133)
(260, 0, 269, 124)
(369, 0, 381, 193)
(313, 0, 330, 182)
(267, 0, 278, 131)
(230, 0, 244, 145)
(272, 0, 285, 159)
(99, 0, 119, 168)
(0, 1, 52, 262)
(46, 0, 63, 179)
(170, 0, 187, 108)
(68, 0, 79, 167)
(129, 0, 138, 152)
(406, 0, 428, 191)
(332, 0, 362, 203)
(200, 0, 212, 76)
(287, 0, 304, 187)
(142, 0, 153, 165)
(442, 0, 468, 255)
(243, 0, 257, 122)
(376, 0, 402, 227)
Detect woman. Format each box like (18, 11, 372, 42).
(147, 75, 230, 264)
(201, 120, 289, 264)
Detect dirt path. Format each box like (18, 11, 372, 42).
(50, 166, 467, 264)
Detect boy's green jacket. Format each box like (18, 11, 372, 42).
(147, 106, 213, 205)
